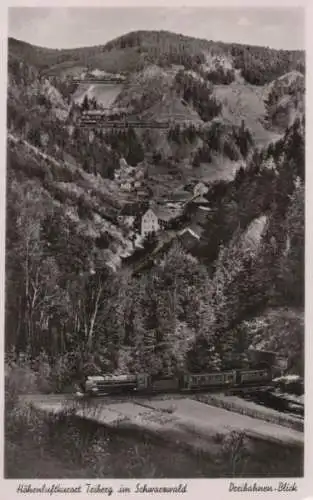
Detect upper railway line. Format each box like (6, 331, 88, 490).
(77, 119, 172, 129)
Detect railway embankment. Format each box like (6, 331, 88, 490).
(22, 394, 304, 452)
(7, 394, 303, 478)
(193, 393, 304, 432)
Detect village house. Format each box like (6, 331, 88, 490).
(119, 157, 128, 169)
(192, 195, 210, 205)
(114, 171, 121, 181)
(193, 182, 209, 198)
(141, 209, 160, 237)
(179, 224, 202, 250)
(40, 132, 49, 147)
(115, 157, 146, 194)
(120, 181, 133, 192)
(135, 169, 145, 180)
(117, 215, 135, 229)
(140, 205, 183, 238)
(169, 189, 192, 203)
(155, 206, 179, 230)
(194, 205, 212, 224)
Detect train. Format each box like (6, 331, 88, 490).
(81, 368, 272, 397)
(78, 119, 170, 129)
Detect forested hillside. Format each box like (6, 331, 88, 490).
(6, 31, 304, 390)
(9, 30, 304, 82)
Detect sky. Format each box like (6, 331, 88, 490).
(8, 7, 304, 51)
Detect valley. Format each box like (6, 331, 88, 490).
(5, 26, 305, 479)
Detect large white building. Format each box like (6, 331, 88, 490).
(141, 209, 160, 238)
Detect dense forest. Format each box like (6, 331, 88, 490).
(9, 30, 304, 83)
(5, 120, 304, 387)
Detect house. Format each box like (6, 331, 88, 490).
(119, 157, 128, 169)
(135, 169, 145, 180)
(121, 182, 132, 192)
(170, 189, 191, 202)
(193, 182, 208, 198)
(40, 132, 49, 147)
(194, 205, 212, 224)
(179, 227, 201, 240)
(198, 206, 212, 214)
(192, 195, 210, 205)
(140, 204, 183, 237)
(141, 209, 160, 237)
(179, 225, 202, 250)
(154, 206, 178, 230)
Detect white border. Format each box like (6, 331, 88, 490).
(0, 1, 311, 499)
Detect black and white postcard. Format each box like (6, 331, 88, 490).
(1, 2, 311, 499)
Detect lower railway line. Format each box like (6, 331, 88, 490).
(80, 368, 273, 396)
(76, 368, 304, 420)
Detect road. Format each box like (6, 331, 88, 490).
(21, 394, 304, 450)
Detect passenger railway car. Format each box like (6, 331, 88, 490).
(181, 371, 236, 391)
(238, 368, 272, 385)
(150, 377, 180, 392)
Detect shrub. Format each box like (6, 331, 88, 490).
(5, 359, 38, 399)
(221, 431, 248, 476)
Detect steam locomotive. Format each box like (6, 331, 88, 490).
(81, 368, 272, 397)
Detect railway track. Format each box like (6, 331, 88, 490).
(72, 385, 304, 422)
(236, 390, 304, 419)
(77, 120, 170, 129)
(73, 384, 274, 403)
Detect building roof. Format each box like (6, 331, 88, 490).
(143, 208, 158, 219)
(179, 224, 202, 240)
(169, 190, 191, 201)
(194, 181, 208, 190)
(148, 204, 182, 222)
(192, 223, 204, 236)
(192, 195, 209, 204)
